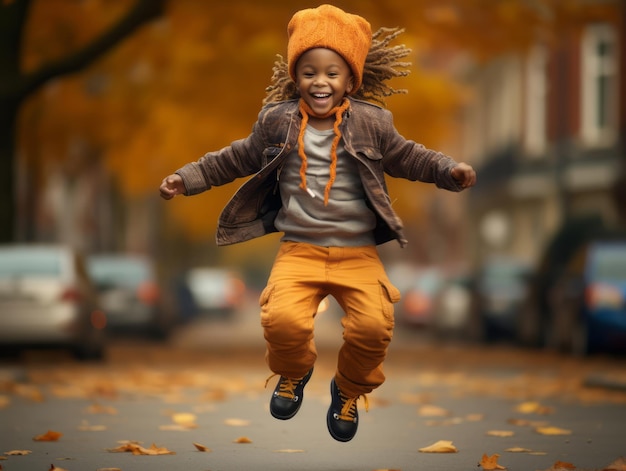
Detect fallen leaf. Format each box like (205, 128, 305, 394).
(273, 449, 306, 453)
(515, 401, 553, 415)
(33, 430, 62, 441)
(535, 426, 572, 436)
(233, 436, 252, 444)
(192, 442, 211, 452)
(85, 403, 117, 415)
(505, 447, 532, 453)
(158, 424, 192, 431)
(5, 450, 32, 455)
(551, 461, 576, 469)
(418, 404, 450, 417)
(486, 430, 514, 437)
(172, 412, 197, 426)
(224, 418, 251, 427)
(507, 418, 548, 427)
(602, 456, 626, 471)
(418, 440, 458, 453)
(480, 453, 507, 470)
(78, 421, 106, 431)
(48, 465, 70, 471)
(108, 441, 175, 455)
(0, 395, 9, 409)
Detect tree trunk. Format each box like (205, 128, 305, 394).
(0, 0, 166, 243)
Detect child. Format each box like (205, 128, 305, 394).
(160, 4, 476, 442)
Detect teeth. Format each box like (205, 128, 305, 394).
(314, 93, 330, 98)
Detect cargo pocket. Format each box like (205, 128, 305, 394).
(259, 283, 275, 328)
(380, 279, 401, 323)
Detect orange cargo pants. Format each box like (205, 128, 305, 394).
(259, 241, 401, 398)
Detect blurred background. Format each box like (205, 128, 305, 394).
(1, 0, 625, 358)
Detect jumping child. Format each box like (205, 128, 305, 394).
(159, 4, 476, 442)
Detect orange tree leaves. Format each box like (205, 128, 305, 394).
(17, 0, 619, 241)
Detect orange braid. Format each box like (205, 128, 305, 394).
(297, 98, 351, 205)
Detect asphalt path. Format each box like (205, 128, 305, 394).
(1, 304, 625, 471)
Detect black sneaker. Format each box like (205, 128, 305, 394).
(326, 378, 368, 442)
(268, 368, 313, 420)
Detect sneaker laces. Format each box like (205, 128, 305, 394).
(265, 373, 304, 401)
(337, 391, 369, 422)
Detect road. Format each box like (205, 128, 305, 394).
(1, 303, 625, 471)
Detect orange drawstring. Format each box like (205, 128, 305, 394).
(297, 98, 351, 205)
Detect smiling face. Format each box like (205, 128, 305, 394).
(295, 48, 354, 119)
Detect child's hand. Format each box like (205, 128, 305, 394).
(159, 174, 186, 200)
(451, 163, 476, 189)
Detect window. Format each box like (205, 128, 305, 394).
(524, 45, 547, 157)
(581, 24, 619, 147)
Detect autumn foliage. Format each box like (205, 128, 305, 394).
(12, 0, 617, 243)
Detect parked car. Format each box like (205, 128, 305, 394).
(469, 256, 531, 342)
(87, 254, 177, 339)
(396, 268, 444, 327)
(183, 267, 246, 318)
(543, 240, 626, 355)
(432, 274, 472, 338)
(0, 244, 106, 360)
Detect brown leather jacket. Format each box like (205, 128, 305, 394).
(175, 98, 463, 247)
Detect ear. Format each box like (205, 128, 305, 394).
(346, 77, 354, 94)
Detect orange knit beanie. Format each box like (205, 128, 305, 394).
(287, 4, 372, 94)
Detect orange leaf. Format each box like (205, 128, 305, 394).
(535, 426, 572, 436)
(108, 441, 175, 455)
(192, 442, 211, 452)
(552, 461, 576, 470)
(233, 436, 253, 444)
(480, 453, 507, 470)
(33, 430, 62, 441)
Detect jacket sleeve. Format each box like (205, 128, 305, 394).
(379, 109, 464, 192)
(175, 113, 269, 196)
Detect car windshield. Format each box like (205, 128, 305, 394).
(591, 246, 626, 282)
(0, 250, 62, 278)
(88, 258, 151, 286)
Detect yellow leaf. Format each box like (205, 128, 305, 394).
(535, 426, 572, 436)
(0, 395, 10, 409)
(224, 418, 251, 427)
(233, 436, 253, 444)
(505, 447, 532, 453)
(515, 401, 553, 415)
(5, 450, 32, 455)
(479, 453, 507, 470)
(418, 404, 450, 417)
(172, 412, 197, 426)
(418, 440, 458, 453)
(192, 442, 211, 452)
(486, 430, 515, 437)
(33, 430, 62, 441)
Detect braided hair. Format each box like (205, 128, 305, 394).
(264, 27, 411, 106)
